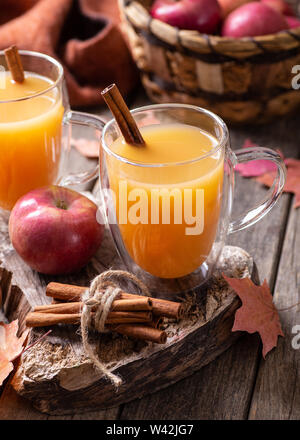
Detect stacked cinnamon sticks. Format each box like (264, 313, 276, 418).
(25, 282, 185, 344)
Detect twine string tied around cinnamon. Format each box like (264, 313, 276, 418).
(80, 270, 151, 387)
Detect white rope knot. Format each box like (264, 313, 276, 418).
(80, 270, 150, 388)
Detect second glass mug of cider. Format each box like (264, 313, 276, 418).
(0, 50, 103, 211)
(99, 104, 286, 292)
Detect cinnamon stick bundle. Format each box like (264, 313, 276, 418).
(25, 281, 185, 345)
(46, 282, 185, 320)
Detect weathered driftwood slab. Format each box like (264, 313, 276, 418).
(0, 208, 258, 415)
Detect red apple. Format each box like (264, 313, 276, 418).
(261, 0, 295, 16)
(285, 15, 300, 28)
(150, 0, 221, 34)
(218, 0, 254, 18)
(9, 186, 103, 275)
(222, 2, 288, 37)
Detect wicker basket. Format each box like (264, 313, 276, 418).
(119, 0, 300, 124)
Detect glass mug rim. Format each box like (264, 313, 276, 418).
(0, 49, 105, 211)
(101, 103, 229, 168)
(0, 49, 64, 104)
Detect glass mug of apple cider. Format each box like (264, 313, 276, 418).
(0, 50, 103, 211)
(100, 104, 286, 292)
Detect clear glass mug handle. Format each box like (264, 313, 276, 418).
(58, 110, 106, 186)
(229, 147, 287, 233)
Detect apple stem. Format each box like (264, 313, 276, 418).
(56, 200, 68, 210)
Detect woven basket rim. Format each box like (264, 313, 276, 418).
(121, 0, 300, 57)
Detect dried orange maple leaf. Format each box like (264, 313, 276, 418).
(256, 157, 300, 208)
(0, 320, 28, 386)
(223, 275, 284, 358)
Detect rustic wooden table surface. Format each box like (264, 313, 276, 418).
(0, 88, 299, 420)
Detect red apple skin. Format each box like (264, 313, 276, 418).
(150, 0, 221, 34)
(222, 2, 289, 37)
(218, 0, 254, 18)
(9, 186, 103, 275)
(261, 0, 295, 17)
(285, 15, 300, 28)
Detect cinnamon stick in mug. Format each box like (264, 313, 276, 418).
(4, 45, 24, 83)
(101, 84, 145, 146)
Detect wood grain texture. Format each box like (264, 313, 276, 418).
(249, 204, 300, 420)
(0, 383, 47, 420)
(121, 334, 261, 420)
(228, 114, 300, 280)
(0, 382, 119, 420)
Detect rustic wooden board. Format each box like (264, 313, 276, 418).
(0, 225, 256, 414)
(0, 380, 120, 420)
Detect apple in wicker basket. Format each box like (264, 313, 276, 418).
(9, 186, 103, 275)
(261, 0, 295, 17)
(150, 0, 221, 33)
(218, 0, 253, 17)
(286, 15, 300, 28)
(222, 2, 289, 37)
